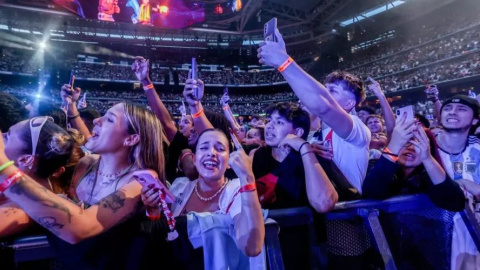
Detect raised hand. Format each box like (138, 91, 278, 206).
(183, 70, 204, 106)
(220, 92, 230, 107)
(228, 148, 254, 181)
(132, 56, 150, 84)
(387, 113, 418, 155)
(179, 101, 187, 116)
(257, 29, 289, 68)
(60, 84, 81, 107)
(425, 85, 439, 101)
(366, 77, 384, 97)
(410, 127, 432, 162)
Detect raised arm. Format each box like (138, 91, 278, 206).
(220, 92, 241, 132)
(132, 56, 178, 142)
(61, 84, 91, 139)
(426, 85, 441, 121)
(367, 77, 395, 140)
(411, 127, 446, 185)
(257, 30, 353, 138)
(183, 72, 213, 133)
(280, 134, 338, 213)
(228, 148, 265, 257)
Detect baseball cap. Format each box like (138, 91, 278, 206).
(441, 95, 480, 118)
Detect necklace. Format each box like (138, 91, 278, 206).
(89, 160, 134, 202)
(194, 180, 228, 202)
(97, 165, 133, 179)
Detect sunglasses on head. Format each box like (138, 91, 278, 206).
(30, 116, 54, 156)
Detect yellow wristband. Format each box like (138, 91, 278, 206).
(0, 161, 14, 173)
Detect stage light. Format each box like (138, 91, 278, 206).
(35, 93, 41, 99)
(234, 0, 242, 11)
(39, 41, 47, 50)
(214, 4, 223, 15)
(159, 5, 169, 14)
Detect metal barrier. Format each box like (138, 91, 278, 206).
(2, 194, 479, 269)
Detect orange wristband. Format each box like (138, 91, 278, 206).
(277, 57, 294, 73)
(143, 84, 154, 91)
(239, 183, 256, 193)
(192, 108, 204, 118)
(222, 105, 230, 111)
(382, 147, 399, 162)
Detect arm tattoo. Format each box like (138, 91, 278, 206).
(8, 177, 73, 223)
(99, 193, 125, 213)
(37, 217, 64, 235)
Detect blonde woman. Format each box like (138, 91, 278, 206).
(0, 101, 165, 269)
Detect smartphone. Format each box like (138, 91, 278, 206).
(69, 71, 75, 90)
(264, 17, 277, 42)
(134, 172, 175, 204)
(191, 57, 197, 80)
(395, 105, 415, 123)
(190, 57, 199, 100)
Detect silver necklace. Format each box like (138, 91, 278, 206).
(194, 180, 228, 202)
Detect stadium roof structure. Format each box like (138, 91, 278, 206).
(0, 0, 457, 53)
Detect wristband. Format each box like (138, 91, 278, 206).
(192, 108, 204, 119)
(301, 151, 314, 157)
(67, 113, 80, 120)
(277, 57, 294, 73)
(222, 105, 230, 111)
(298, 142, 309, 153)
(382, 147, 399, 157)
(143, 83, 154, 91)
(145, 208, 161, 221)
(0, 170, 24, 193)
(239, 183, 256, 193)
(0, 161, 14, 173)
(382, 147, 399, 162)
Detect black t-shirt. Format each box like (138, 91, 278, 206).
(252, 146, 309, 209)
(166, 131, 190, 183)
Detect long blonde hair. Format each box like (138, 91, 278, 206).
(123, 103, 165, 184)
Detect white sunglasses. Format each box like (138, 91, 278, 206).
(30, 116, 54, 156)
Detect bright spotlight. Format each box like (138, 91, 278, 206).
(39, 42, 47, 50)
(35, 93, 41, 99)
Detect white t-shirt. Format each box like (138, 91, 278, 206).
(321, 114, 371, 194)
(169, 177, 242, 219)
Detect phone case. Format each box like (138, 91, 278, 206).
(135, 173, 175, 203)
(264, 18, 277, 42)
